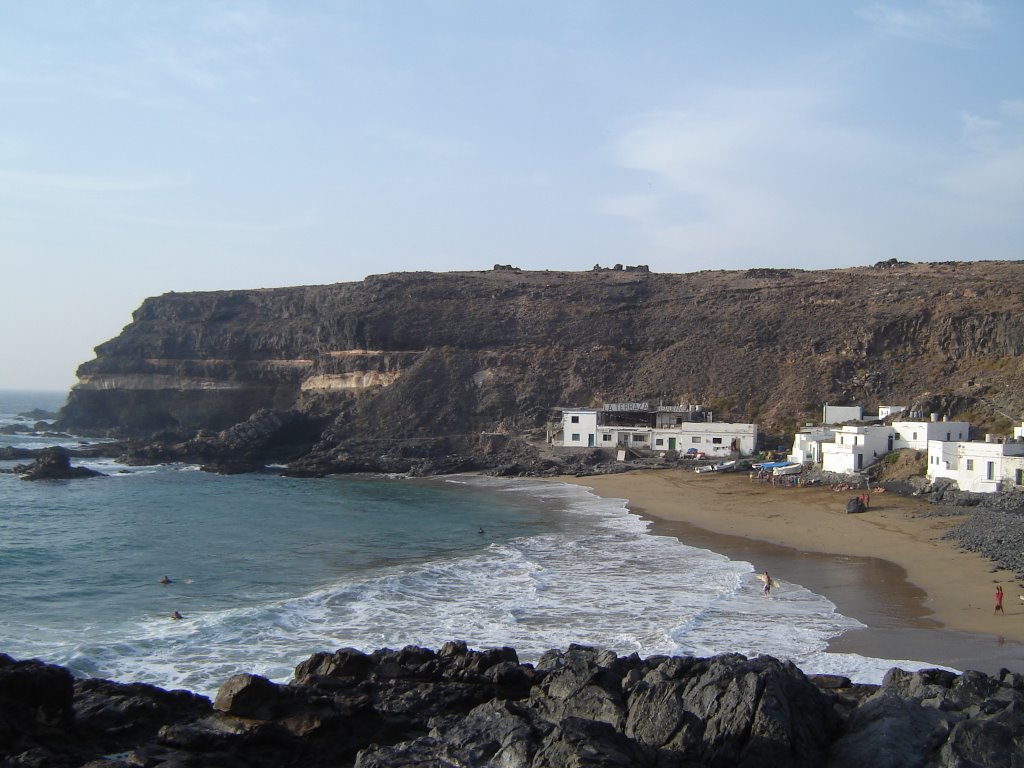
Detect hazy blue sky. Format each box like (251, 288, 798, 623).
(1, 1, 1021, 391)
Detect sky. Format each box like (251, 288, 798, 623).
(1, 1, 1021, 391)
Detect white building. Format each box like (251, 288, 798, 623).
(820, 425, 894, 474)
(560, 405, 758, 457)
(927, 434, 1024, 493)
(822, 404, 863, 425)
(891, 418, 969, 451)
(562, 409, 600, 447)
(878, 404, 907, 420)
(788, 426, 835, 465)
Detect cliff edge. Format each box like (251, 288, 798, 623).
(57, 262, 1024, 471)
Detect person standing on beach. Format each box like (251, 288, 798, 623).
(995, 585, 1004, 615)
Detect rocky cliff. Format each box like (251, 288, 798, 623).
(58, 261, 1024, 470)
(3, 645, 1021, 767)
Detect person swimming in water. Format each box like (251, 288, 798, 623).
(171, 611, 183, 620)
(159, 575, 172, 584)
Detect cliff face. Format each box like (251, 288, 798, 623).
(60, 261, 1024, 447)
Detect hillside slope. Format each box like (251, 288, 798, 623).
(59, 261, 1024, 455)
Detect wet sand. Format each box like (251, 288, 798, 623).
(563, 469, 1024, 676)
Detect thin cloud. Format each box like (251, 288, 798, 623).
(105, 208, 319, 234)
(603, 89, 867, 263)
(856, 0, 993, 46)
(999, 100, 1024, 119)
(944, 101, 1024, 219)
(383, 128, 475, 160)
(602, 85, 1022, 265)
(132, 3, 290, 95)
(959, 110, 1000, 150)
(599, 194, 661, 223)
(0, 169, 191, 192)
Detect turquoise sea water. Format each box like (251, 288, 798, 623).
(0, 389, 946, 697)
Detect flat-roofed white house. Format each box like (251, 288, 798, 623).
(822, 404, 863, 425)
(891, 418, 970, 451)
(562, 409, 600, 447)
(878, 404, 907, 420)
(560, 404, 758, 457)
(820, 425, 894, 474)
(927, 432, 1024, 493)
(788, 426, 835, 465)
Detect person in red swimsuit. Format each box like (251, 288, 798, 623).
(995, 585, 1004, 615)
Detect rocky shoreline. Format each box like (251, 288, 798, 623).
(3, 644, 1021, 768)
(7, 426, 1024, 581)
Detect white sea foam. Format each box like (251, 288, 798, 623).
(6, 472, 953, 698)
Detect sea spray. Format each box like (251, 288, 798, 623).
(1, 392, 949, 697)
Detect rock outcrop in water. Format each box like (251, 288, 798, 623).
(11, 446, 104, 481)
(2, 645, 1022, 767)
(55, 262, 1024, 473)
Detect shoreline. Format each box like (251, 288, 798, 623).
(562, 468, 1024, 676)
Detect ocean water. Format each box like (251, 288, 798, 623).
(0, 389, 946, 697)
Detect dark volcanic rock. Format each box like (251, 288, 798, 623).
(14, 446, 104, 480)
(10, 645, 1021, 768)
(19, 408, 59, 420)
(941, 506, 1024, 580)
(0, 446, 36, 460)
(55, 263, 1024, 466)
(0, 423, 33, 435)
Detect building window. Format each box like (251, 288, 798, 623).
(570, 415, 579, 424)
(966, 459, 974, 471)
(945, 432, 950, 441)
(894, 432, 901, 440)
(602, 434, 612, 442)
(712, 437, 723, 444)
(912, 432, 918, 440)
(691, 436, 701, 443)
(571, 433, 580, 442)
(655, 438, 664, 446)
(632, 434, 647, 442)
(987, 461, 995, 481)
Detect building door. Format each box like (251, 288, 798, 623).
(588, 434, 595, 447)
(887, 435, 893, 451)
(668, 438, 677, 451)
(1016, 469, 1023, 486)
(856, 453, 863, 470)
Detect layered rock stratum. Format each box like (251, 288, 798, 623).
(56, 261, 1024, 473)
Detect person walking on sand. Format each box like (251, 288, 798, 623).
(995, 585, 1004, 615)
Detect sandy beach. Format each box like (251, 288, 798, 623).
(563, 468, 1024, 676)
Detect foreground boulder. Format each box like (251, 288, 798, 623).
(0, 645, 1021, 767)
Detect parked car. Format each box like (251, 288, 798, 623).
(683, 448, 706, 459)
